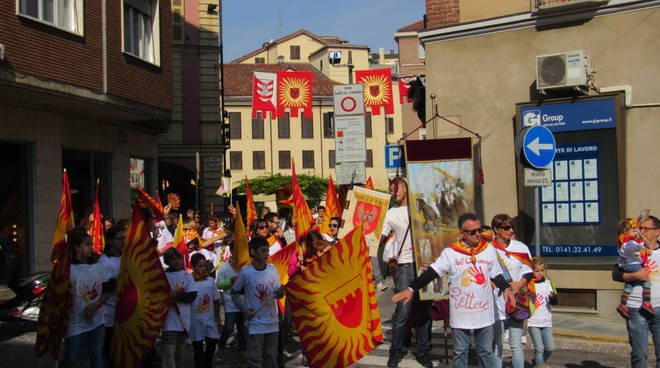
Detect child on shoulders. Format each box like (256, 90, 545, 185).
(616, 217, 654, 319)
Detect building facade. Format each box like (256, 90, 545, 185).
(416, 0, 660, 318)
(0, 0, 172, 273)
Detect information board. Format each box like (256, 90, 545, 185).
(334, 115, 366, 162)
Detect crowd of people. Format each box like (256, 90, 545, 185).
(43, 178, 660, 368)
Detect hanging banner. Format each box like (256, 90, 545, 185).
(252, 72, 277, 119)
(397, 75, 415, 104)
(277, 71, 313, 118)
(405, 138, 475, 300)
(355, 68, 394, 115)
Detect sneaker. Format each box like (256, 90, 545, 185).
(521, 335, 527, 345)
(387, 354, 403, 367)
(617, 304, 631, 319)
(377, 282, 389, 291)
(415, 353, 433, 368)
(641, 302, 656, 316)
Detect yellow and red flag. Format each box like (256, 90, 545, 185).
(290, 159, 315, 241)
(91, 179, 105, 254)
(355, 68, 394, 115)
(132, 184, 165, 220)
(232, 206, 251, 273)
(50, 169, 75, 263)
(172, 214, 189, 269)
(319, 176, 341, 235)
(269, 242, 298, 312)
(277, 71, 313, 118)
(286, 224, 383, 368)
(364, 176, 375, 190)
(112, 204, 171, 368)
(245, 176, 258, 229)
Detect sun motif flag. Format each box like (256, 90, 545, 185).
(245, 176, 258, 229)
(397, 75, 415, 104)
(269, 242, 298, 312)
(286, 224, 383, 368)
(355, 68, 394, 115)
(277, 71, 313, 118)
(290, 159, 316, 241)
(112, 204, 171, 368)
(252, 72, 277, 119)
(91, 179, 105, 254)
(319, 176, 341, 235)
(231, 206, 251, 273)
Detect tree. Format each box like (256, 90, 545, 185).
(234, 174, 329, 207)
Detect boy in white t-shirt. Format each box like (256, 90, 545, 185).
(190, 253, 221, 368)
(231, 237, 284, 368)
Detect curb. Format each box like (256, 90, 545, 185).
(554, 329, 654, 346)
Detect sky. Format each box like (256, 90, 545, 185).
(221, 0, 426, 62)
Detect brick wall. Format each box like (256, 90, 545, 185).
(426, 0, 460, 29)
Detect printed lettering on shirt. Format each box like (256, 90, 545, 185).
(450, 286, 491, 312)
(454, 257, 493, 267)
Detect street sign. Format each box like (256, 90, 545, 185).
(515, 125, 556, 169)
(333, 84, 364, 116)
(524, 168, 552, 187)
(385, 145, 403, 168)
(335, 162, 366, 185)
(335, 115, 366, 162)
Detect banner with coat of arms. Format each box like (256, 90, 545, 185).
(277, 71, 313, 118)
(355, 68, 394, 115)
(252, 72, 277, 119)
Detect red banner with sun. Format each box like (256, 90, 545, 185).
(112, 205, 171, 368)
(355, 68, 394, 115)
(277, 71, 313, 118)
(286, 224, 383, 368)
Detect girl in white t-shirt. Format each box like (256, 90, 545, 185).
(527, 257, 558, 368)
(190, 253, 221, 368)
(60, 228, 111, 368)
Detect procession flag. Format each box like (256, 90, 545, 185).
(132, 184, 165, 220)
(245, 176, 258, 229)
(50, 169, 75, 263)
(355, 68, 394, 115)
(91, 179, 105, 254)
(287, 224, 383, 368)
(252, 72, 277, 119)
(319, 176, 341, 235)
(269, 242, 298, 312)
(172, 214, 189, 269)
(290, 159, 315, 240)
(232, 206, 251, 273)
(277, 71, 313, 118)
(364, 176, 375, 190)
(112, 204, 171, 368)
(397, 75, 415, 104)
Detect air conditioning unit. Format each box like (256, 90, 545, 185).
(536, 50, 590, 91)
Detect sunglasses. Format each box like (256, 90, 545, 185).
(257, 225, 267, 229)
(329, 224, 339, 228)
(462, 228, 480, 236)
(641, 226, 659, 231)
(499, 225, 513, 231)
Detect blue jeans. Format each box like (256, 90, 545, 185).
(60, 324, 105, 368)
(390, 263, 432, 357)
(452, 324, 493, 368)
(491, 319, 506, 368)
(528, 326, 554, 366)
(508, 319, 525, 368)
(627, 307, 660, 368)
(621, 264, 653, 298)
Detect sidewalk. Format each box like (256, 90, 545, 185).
(553, 311, 633, 344)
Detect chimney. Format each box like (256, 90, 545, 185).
(379, 48, 385, 64)
(425, 0, 460, 29)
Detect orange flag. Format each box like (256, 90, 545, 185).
(172, 214, 189, 269)
(364, 176, 375, 190)
(232, 206, 251, 273)
(269, 242, 298, 287)
(50, 169, 75, 263)
(286, 224, 383, 368)
(291, 159, 315, 241)
(91, 179, 105, 254)
(245, 176, 257, 228)
(112, 204, 171, 368)
(319, 176, 341, 235)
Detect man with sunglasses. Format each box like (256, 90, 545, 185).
(613, 215, 660, 367)
(392, 212, 515, 368)
(263, 213, 283, 255)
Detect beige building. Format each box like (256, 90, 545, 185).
(413, 0, 660, 318)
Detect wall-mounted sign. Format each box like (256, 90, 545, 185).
(334, 115, 366, 163)
(520, 98, 616, 132)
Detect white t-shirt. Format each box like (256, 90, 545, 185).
(627, 243, 660, 308)
(381, 206, 412, 264)
(202, 225, 224, 248)
(66, 263, 107, 337)
(430, 244, 502, 329)
(189, 277, 220, 341)
(231, 264, 281, 335)
(216, 261, 239, 313)
(527, 279, 555, 328)
(164, 270, 194, 332)
(617, 238, 646, 267)
(492, 239, 533, 321)
(97, 255, 121, 327)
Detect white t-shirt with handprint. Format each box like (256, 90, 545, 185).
(189, 276, 220, 341)
(231, 264, 281, 335)
(627, 243, 660, 309)
(430, 244, 503, 329)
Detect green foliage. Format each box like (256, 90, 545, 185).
(236, 174, 329, 206)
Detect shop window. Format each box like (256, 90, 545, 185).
(19, 0, 84, 35)
(123, 0, 161, 65)
(130, 157, 146, 188)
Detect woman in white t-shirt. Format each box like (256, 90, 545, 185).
(527, 257, 557, 368)
(60, 228, 111, 368)
(190, 253, 221, 368)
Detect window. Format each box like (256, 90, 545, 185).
(290, 45, 301, 60)
(253, 151, 265, 170)
(323, 112, 334, 138)
(252, 113, 264, 139)
(278, 113, 290, 139)
(365, 113, 372, 138)
(229, 112, 241, 140)
(366, 149, 373, 168)
(255, 57, 265, 64)
(302, 151, 314, 169)
(301, 117, 313, 139)
(63, 149, 113, 219)
(123, 0, 160, 64)
(279, 151, 291, 169)
(230, 151, 242, 170)
(386, 117, 395, 135)
(328, 150, 336, 169)
(19, 0, 83, 34)
(171, 0, 184, 43)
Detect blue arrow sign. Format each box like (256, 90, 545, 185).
(522, 126, 556, 168)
